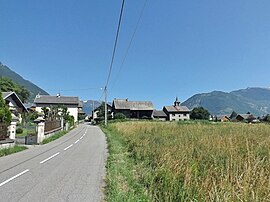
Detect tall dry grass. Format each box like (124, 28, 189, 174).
(110, 121, 270, 201)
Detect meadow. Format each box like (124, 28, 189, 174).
(104, 121, 270, 201)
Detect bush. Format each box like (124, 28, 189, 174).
(114, 113, 126, 120)
(16, 128, 23, 134)
(190, 107, 210, 120)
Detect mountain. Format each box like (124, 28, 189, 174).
(182, 88, 270, 116)
(82, 100, 102, 115)
(0, 62, 48, 102)
(82, 100, 112, 115)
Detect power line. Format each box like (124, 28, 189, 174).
(110, 0, 148, 91)
(104, 0, 126, 89)
(103, 0, 126, 126)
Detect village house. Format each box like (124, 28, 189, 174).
(215, 115, 230, 122)
(1, 92, 27, 146)
(2, 92, 28, 122)
(153, 110, 167, 121)
(24, 103, 36, 112)
(34, 94, 79, 122)
(163, 97, 190, 121)
(92, 103, 112, 122)
(78, 101, 86, 118)
(112, 99, 154, 119)
(235, 113, 256, 123)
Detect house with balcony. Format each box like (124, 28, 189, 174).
(1, 92, 28, 122)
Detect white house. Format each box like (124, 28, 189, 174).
(34, 94, 79, 122)
(163, 97, 191, 121)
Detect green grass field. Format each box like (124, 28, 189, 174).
(104, 121, 270, 201)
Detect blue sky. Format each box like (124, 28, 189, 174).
(1, 0, 270, 109)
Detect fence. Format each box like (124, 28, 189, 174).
(45, 120, 61, 134)
(0, 123, 9, 141)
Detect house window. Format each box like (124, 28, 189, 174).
(183, 113, 187, 116)
(172, 114, 175, 117)
(179, 114, 181, 117)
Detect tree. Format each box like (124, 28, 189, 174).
(0, 91, 11, 124)
(57, 105, 75, 126)
(95, 102, 112, 121)
(114, 113, 126, 120)
(41, 107, 49, 120)
(0, 77, 30, 103)
(190, 107, 210, 120)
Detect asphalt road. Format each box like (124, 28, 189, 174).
(0, 123, 107, 202)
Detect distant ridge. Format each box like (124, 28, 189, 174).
(82, 100, 102, 115)
(182, 87, 270, 116)
(0, 62, 49, 102)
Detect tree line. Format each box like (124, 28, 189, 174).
(0, 77, 30, 103)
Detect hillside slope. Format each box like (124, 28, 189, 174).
(182, 88, 270, 116)
(0, 62, 48, 102)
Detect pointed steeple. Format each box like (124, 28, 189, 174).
(174, 96, 180, 106)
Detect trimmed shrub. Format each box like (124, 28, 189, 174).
(16, 128, 23, 134)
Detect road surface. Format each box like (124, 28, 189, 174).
(0, 124, 107, 202)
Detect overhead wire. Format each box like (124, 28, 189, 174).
(104, 0, 126, 89)
(110, 0, 149, 91)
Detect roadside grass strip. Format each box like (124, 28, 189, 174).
(0, 169, 30, 187)
(102, 126, 150, 202)
(0, 145, 28, 157)
(41, 131, 68, 145)
(40, 152, 60, 164)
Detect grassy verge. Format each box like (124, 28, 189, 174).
(42, 130, 68, 144)
(102, 125, 151, 202)
(0, 145, 28, 157)
(103, 121, 270, 201)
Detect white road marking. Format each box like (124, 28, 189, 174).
(75, 139, 80, 144)
(40, 152, 60, 164)
(0, 169, 30, 187)
(64, 144, 73, 151)
(80, 136, 83, 140)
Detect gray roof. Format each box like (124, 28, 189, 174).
(216, 115, 230, 121)
(237, 114, 255, 120)
(113, 99, 154, 111)
(2, 92, 13, 99)
(34, 95, 79, 105)
(164, 105, 190, 113)
(153, 110, 167, 117)
(1, 92, 28, 112)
